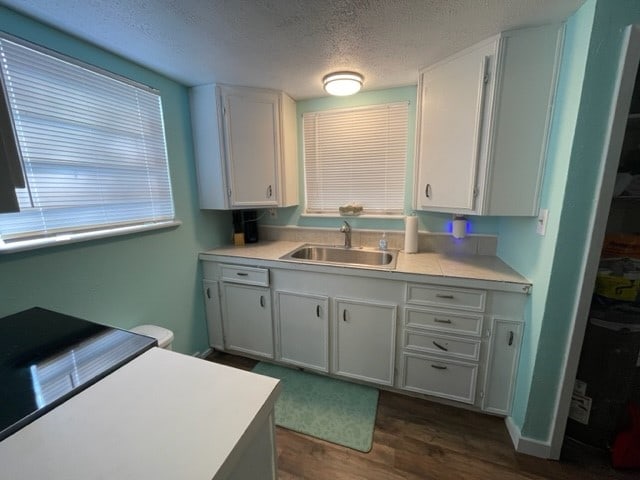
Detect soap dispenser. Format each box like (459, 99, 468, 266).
(379, 232, 388, 251)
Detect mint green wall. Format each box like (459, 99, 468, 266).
(499, 0, 640, 441)
(0, 7, 229, 354)
(498, 0, 596, 429)
(260, 87, 500, 235)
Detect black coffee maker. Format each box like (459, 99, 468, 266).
(232, 210, 259, 244)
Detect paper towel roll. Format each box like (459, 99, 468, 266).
(404, 215, 418, 253)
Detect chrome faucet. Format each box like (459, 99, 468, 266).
(340, 220, 352, 248)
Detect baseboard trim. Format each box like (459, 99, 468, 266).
(505, 416, 552, 459)
(196, 347, 213, 359)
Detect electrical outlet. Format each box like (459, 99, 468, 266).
(268, 208, 277, 218)
(536, 208, 549, 236)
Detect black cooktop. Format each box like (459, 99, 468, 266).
(0, 307, 156, 441)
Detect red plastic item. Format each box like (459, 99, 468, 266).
(611, 402, 640, 469)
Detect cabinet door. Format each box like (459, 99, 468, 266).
(203, 280, 224, 350)
(222, 283, 274, 358)
(276, 291, 329, 372)
(481, 318, 523, 414)
(221, 88, 279, 208)
(415, 38, 498, 213)
(333, 298, 397, 386)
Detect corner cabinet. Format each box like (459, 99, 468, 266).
(189, 84, 298, 209)
(414, 23, 564, 216)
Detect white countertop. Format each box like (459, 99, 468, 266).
(0, 348, 281, 480)
(199, 241, 531, 292)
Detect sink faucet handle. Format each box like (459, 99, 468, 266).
(340, 220, 352, 248)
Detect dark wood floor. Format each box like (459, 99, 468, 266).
(205, 352, 637, 480)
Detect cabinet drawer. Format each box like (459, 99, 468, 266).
(404, 330, 480, 361)
(404, 307, 483, 337)
(406, 284, 486, 312)
(402, 353, 477, 404)
(221, 265, 269, 286)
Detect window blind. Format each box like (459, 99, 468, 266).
(303, 102, 408, 214)
(0, 34, 175, 246)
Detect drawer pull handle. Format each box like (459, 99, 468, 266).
(434, 318, 452, 324)
(508, 331, 514, 346)
(432, 341, 448, 351)
(267, 185, 273, 198)
(431, 364, 447, 370)
(260, 295, 265, 308)
(425, 183, 431, 198)
(343, 310, 347, 322)
(206, 287, 211, 299)
(316, 305, 321, 317)
(436, 294, 454, 299)
(236, 272, 249, 276)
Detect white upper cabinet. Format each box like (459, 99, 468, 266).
(190, 84, 298, 209)
(414, 23, 564, 216)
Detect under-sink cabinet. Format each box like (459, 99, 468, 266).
(201, 258, 526, 416)
(271, 268, 400, 387)
(276, 291, 329, 372)
(333, 298, 397, 386)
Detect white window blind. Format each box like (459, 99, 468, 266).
(0, 34, 175, 249)
(303, 102, 408, 214)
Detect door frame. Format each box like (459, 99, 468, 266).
(549, 24, 640, 459)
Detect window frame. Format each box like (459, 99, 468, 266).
(302, 101, 409, 216)
(0, 32, 180, 253)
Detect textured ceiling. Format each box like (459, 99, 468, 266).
(0, 0, 585, 99)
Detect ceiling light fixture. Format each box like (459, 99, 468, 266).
(322, 71, 364, 96)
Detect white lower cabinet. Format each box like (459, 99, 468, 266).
(333, 298, 397, 386)
(481, 318, 524, 414)
(400, 285, 525, 414)
(201, 259, 527, 417)
(203, 280, 224, 350)
(402, 353, 478, 404)
(276, 291, 329, 372)
(222, 283, 274, 358)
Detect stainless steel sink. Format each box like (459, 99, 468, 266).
(280, 244, 397, 269)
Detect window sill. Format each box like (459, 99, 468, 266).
(300, 213, 406, 220)
(0, 220, 181, 254)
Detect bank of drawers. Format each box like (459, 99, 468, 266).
(401, 284, 486, 404)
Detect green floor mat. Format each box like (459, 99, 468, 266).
(252, 362, 379, 452)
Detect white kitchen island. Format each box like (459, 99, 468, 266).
(0, 348, 281, 480)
